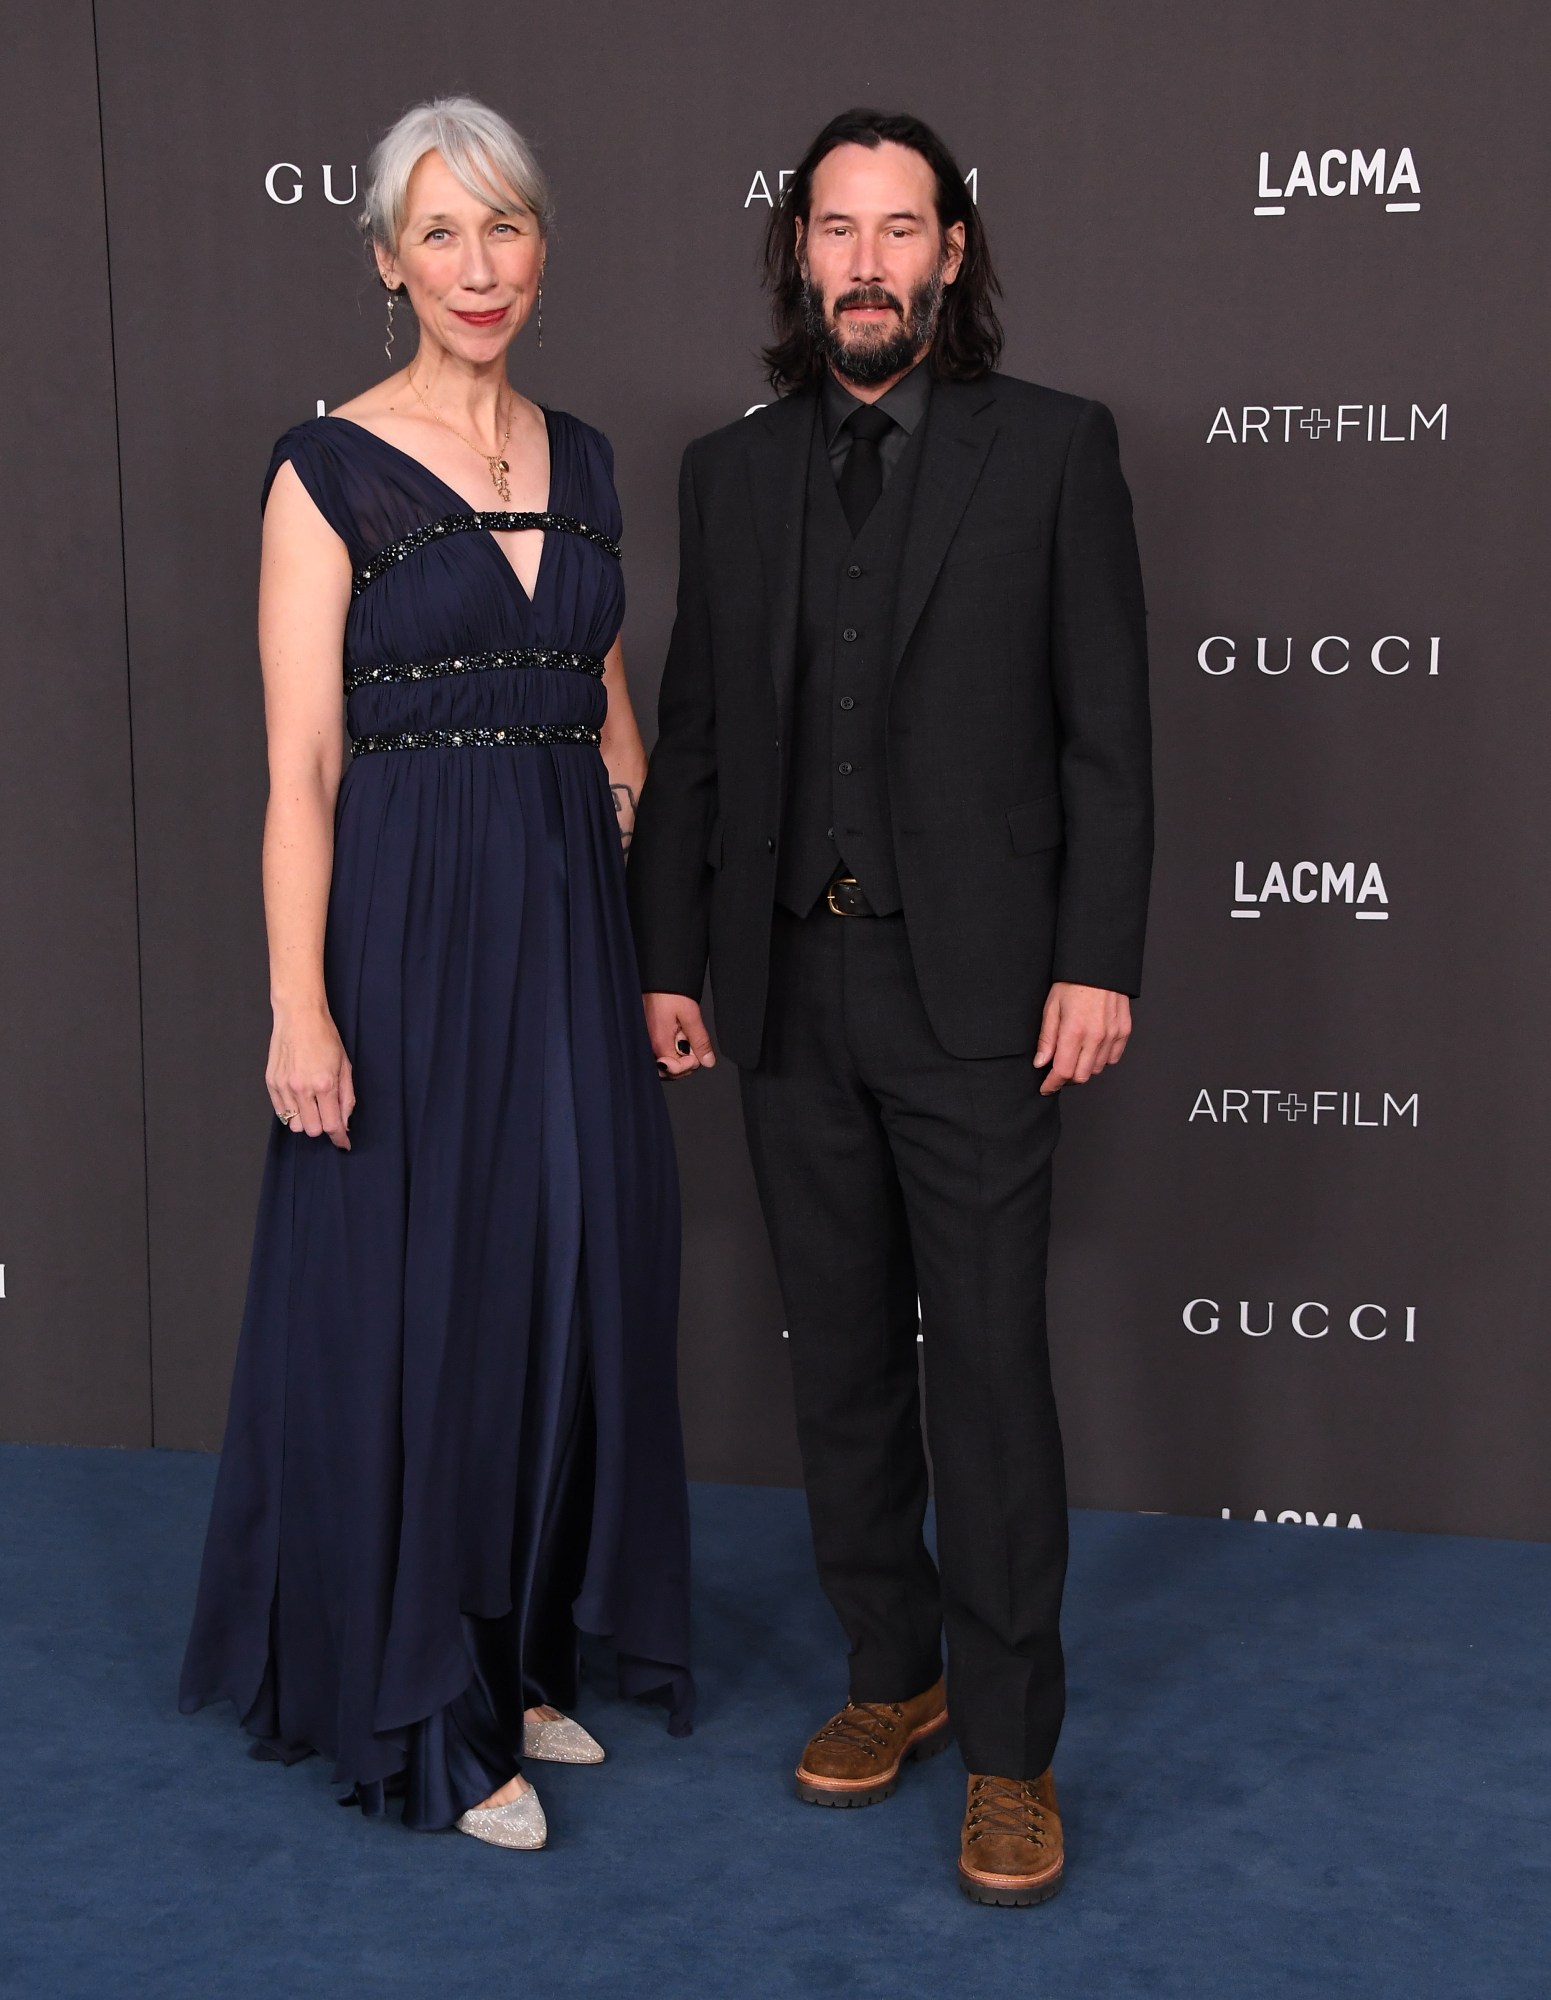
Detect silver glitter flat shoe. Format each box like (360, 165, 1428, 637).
(455, 1787, 547, 1850)
(523, 1713, 605, 1765)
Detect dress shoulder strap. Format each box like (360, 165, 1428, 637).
(261, 420, 375, 563)
(545, 408, 623, 547)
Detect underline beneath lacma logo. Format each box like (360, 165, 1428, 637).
(1253, 148, 1421, 216)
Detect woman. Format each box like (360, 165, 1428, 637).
(180, 97, 691, 1851)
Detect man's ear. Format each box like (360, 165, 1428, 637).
(942, 219, 966, 287)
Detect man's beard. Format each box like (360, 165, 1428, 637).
(802, 267, 945, 386)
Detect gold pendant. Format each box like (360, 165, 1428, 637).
(490, 457, 511, 502)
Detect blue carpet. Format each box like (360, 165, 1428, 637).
(1, 1445, 1547, 1999)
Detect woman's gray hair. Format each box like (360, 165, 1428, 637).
(360, 96, 552, 264)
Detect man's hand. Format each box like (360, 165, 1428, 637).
(644, 992, 717, 1079)
(1034, 983, 1132, 1095)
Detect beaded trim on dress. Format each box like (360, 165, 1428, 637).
(352, 512, 622, 594)
(350, 723, 602, 756)
(345, 647, 605, 693)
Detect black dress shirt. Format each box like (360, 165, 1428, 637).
(822, 360, 932, 484)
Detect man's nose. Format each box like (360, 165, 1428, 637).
(848, 234, 886, 283)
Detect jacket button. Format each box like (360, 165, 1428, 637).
(846, 564, 862, 579)
(837, 762, 853, 776)
(839, 696, 855, 710)
(841, 627, 858, 642)
(766, 836, 775, 852)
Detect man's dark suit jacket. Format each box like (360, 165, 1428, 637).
(627, 372, 1153, 1067)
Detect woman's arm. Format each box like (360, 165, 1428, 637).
(258, 461, 355, 1147)
(598, 636, 647, 856)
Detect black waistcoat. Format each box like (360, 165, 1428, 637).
(774, 410, 925, 917)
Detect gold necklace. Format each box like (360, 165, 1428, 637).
(406, 370, 513, 501)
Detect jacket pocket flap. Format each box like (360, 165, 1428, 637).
(1007, 794, 1064, 855)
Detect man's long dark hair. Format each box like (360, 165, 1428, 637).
(762, 108, 1003, 394)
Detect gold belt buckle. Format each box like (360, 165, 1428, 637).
(826, 875, 860, 916)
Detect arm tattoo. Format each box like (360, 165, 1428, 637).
(611, 783, 638, 854)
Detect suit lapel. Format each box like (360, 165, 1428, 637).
(744, 391, 817, 729)
(888, 379, 999, 674)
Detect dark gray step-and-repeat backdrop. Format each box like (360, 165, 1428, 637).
(5, 2, 1548, 1537)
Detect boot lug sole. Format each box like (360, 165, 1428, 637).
(958, 1864, 1065, 1907)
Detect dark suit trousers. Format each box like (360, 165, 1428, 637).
(739, 904, 1068, 1779)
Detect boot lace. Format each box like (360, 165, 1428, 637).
(810, 1701, 904, 1761)
(965, 1775, 1048, 1848)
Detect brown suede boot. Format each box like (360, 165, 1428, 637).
(958, 1769, 1065, 1906)
(794, 1678, 950, 1806)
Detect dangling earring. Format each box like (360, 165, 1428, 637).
(384, 287, 397, 362)
(536, 281, 544, 350)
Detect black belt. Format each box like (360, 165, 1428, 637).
(824, 874, 877, 917)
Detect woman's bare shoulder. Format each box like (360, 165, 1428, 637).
(326, 375, 406, 425)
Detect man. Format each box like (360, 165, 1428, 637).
(628, 108, 1151, 1907)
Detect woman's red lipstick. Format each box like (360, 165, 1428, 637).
(451, 307, 509, 326)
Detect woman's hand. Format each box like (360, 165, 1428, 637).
(268, 1005, 355, 1148)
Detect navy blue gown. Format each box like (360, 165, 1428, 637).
(180, 411, 692, 1830)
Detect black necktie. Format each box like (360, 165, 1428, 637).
(836, 404, 896, 536)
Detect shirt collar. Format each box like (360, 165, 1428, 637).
(822, 358, 933, 445)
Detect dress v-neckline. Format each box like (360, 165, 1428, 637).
(327, 409, 555, 606)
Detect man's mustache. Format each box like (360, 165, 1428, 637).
(832, 286, 905, 320)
